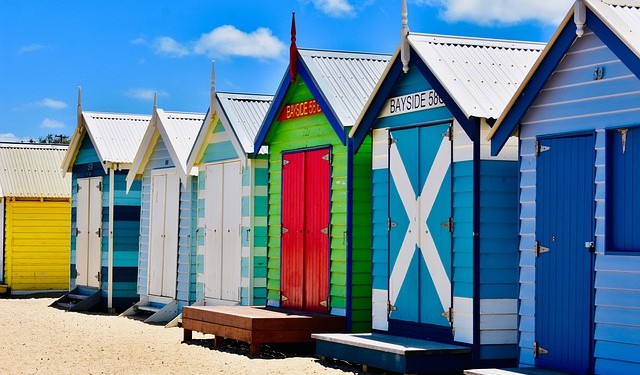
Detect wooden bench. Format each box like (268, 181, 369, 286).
(182, 305, 346, 355)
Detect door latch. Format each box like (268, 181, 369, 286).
(585, 241, 595, 253)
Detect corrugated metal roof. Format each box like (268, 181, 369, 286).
(83, 111, 150, 164)
(157, 110, 205, 172)
(217, 92, 273, 154)
(299, 49, 391, 127)
(0, 143, 71, 198)
(409, 34, 545, 119)
(588, 0, 640, 56)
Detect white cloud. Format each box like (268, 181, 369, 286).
(126, 88, 169, 101)
(154, 36, 190, 57)
(152, 25, 285, 60)
(130, 37, 147, 46)
(39, 98, 68, 110)
(18, 43, 46, 55)
(311, 0, 355, 17)
(0, 133, 28, 142)
(41, 118, 65, 129)
(413, 0, 573, 26)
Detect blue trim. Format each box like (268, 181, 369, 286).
(587, 10, 640, 79)
(352, 55, 403, 150)
(410, 49, 477, 141)
(346, 138, 354, 331)
(253, 52, 348, 157)
(471, 118, 481, 351)
(491, 14, 593, 155)
(254, 72, 291, 157)
(297, 58, 346, 145)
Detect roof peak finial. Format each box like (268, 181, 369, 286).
(289, 11, 298, 83)
(153, 91, 157, 109)
(401, 0, 410, 73)
(77, 86, 82, 111)
(574, 0, 586, 38)
(210, 60, 216, 112)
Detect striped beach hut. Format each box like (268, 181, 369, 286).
(487, 1, 640, 373)
(123, 104, 204, 323)
(57, 92, 148, 312)
(253, 22, 390, 332)
(186, 66, 273, 307)
(0, 143, 71, 295)
(314, 3, 545, 372)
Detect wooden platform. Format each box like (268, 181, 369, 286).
(182, 305, 346, 355)
(313, 332, 472, 374)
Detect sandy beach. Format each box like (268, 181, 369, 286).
(0, 297, 357, 375)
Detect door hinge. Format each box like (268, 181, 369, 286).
(585, 241, 595, 253)
(75, 227, 80, 237)
(97, 181, 103, 191)
(441, 217, 454, 232)
(281, 293, 288, 302)
(535, 141, 551, 156)
(442, 127, 453, 141)
(96, 227, 102, 238)
(282, 159, 290, 166)
(96, 271, 102, 282)
(387, 218, 397, 231)
(387, 300, 397, 317)
(77, 184, 82, 192)
(441, 307, 454, 323)
(281, 227, 288, 234)
(533, 341, 549, 358)
(320, 226, 330, 236)
(535, 241, 550, 257)
(388, 137, 397, 148)
(321, 152, 331, 162)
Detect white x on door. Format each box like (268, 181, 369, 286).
(204, 161, 242, 303)
(148, 170, 180, 298)
(75, 176, 103, 288)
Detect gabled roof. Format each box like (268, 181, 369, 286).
(62, 111, 150, 174)
(127, 109, 204, 190)
(254, 48, 391, 154)
(0, 143, 71, 198)
(488, 0, 640, 155)
(350, 34, 544, 148)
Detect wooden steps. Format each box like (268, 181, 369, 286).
(313, 332, 472, 374)
(120, 297, 179, 324)
(182, 305, 346, 355)
(50, 286, 101, 312)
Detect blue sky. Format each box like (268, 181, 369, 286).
(0, 0, 574, 142)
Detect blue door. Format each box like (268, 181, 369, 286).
(535, 134, 594, 374)
(388, 124, 452, 332)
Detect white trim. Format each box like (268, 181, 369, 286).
(0, 197, 4, 283)
(108, 167, 115, 311)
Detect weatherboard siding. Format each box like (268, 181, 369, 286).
(137, 137, 196, 306)
(265, 77, 372, 330)
(517, 28, 640, 370)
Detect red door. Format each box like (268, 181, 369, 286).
(281, 148, 330, 313)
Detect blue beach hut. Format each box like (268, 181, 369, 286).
(313, 3, 545, 372)
(57, 90, 148, 312)
(186, 65, 273, 307)
(488, 1, 640, 373)
(123, 103, 204, 323)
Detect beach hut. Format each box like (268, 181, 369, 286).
(56, 91, 148, 312)
(0, 143, 71, 295)
(251, 21, 390, 332)
(486, 1, 640, 373)
(122, 103, 204, 323)
(313, 3, 545, 372)
(186, 65, 273, 307)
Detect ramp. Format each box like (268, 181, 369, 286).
(314, 332, 472, 374)
(50, 286, 101, 312)
(120, 296, 179, 324)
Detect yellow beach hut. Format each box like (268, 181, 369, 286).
(0, 142, 72, 294)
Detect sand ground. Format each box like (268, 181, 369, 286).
(0, 297, 357, 375)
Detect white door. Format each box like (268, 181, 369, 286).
(75, 177, 103, 288)
(148, 171, 180, 298)
(204, 161, 242, 302)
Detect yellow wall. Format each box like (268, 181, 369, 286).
(4, 198, 71, 291)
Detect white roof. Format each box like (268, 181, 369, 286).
(127, 109, 204, 190)
(62, 111, 150, 174)
(408, 33, 545, 120)
(217, 92, 273, 154)
(586, 0, 640, 57)
(299, 49, 391, 127)
(0, 143, 71, 198)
